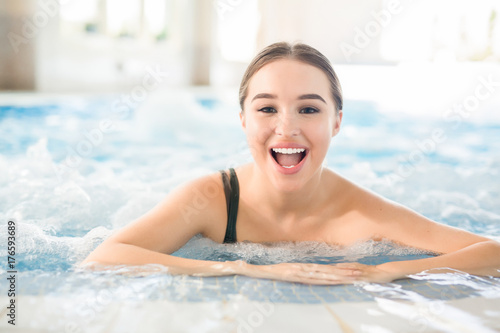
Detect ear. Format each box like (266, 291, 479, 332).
(332, 110, 343, 137)
(240, 111, 246, 129)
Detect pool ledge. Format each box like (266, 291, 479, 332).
(1, 295, 499, 332)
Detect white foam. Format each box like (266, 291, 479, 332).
(173, 235, 433, 266)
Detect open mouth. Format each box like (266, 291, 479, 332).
(270, 148, 307, 168)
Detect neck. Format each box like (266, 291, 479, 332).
(247, 164, 327, 220)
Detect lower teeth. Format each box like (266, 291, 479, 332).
(282, 165, 295, 168)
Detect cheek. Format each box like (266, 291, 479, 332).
(245, 124, 273, 162)
(245, 118, 273, 147)
(306, 122, 332, 152)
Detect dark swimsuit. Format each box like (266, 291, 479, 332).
(220, 168, 239, 243)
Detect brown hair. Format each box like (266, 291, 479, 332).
(239, 42, 343, 113)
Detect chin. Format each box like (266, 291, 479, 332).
(267, 160, 313, 192)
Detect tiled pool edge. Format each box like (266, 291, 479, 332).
(1, 296, 499, 333)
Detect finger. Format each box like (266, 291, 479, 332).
(295, 264, 363, 278)
(295, 270, 360, 283)
(315, 266, 363, 277)
(301, 263, 356, 273)
(291, 275, 360, 285)
(280, 266, 363, 285)
(335, 262, 362, 269)
(279, 263, 362, 282)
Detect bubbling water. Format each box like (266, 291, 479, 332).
(173, 235, 436, 266)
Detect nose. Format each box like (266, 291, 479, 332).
(274, 112, 300, 137)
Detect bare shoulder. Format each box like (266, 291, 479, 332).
(157, 171, 228, 238)
(325, 169, 489, 252)
(108, 171, 229, 254)
(329, 170, 441, 228)
(324, 169, 393, 214)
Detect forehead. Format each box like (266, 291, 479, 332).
(247, 59, 332, 103)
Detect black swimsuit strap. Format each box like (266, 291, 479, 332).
(220, 168, 239, 243)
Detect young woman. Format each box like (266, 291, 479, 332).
(82, 42, 500, 284)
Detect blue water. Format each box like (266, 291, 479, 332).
(0, 93, 500, 333)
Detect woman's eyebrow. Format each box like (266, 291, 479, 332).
(251, 93, 327, 104)
(297, 94, 326, 104)
(251, 93, 277, 102)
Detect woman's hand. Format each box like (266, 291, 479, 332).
(235, 261, 403, 285)
(332, 262, 404, 284)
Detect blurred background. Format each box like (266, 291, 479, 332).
(1, 0, 500, 117)
(0, 2, 499, 88)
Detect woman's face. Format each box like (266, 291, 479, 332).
(241, 59, 342, 192)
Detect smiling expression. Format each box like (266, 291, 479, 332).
(240, 59, 343, 191)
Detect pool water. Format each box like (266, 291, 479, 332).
(1, 89, 500, 332)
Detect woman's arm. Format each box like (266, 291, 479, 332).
(82, 239, 240, 276)
(331, 240, 500, 284)
(379, 239, 500, 277)
(331, 195, 500, 283)
(83, 240, 362, 284)
(81, 173, 231, 272)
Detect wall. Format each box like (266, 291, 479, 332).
(0, 0, 37, 90)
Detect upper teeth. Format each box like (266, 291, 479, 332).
(272, 148, 305, 154)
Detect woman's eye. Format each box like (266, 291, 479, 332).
(258, 107, 277, 113)
(300, 107, 319, 114)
